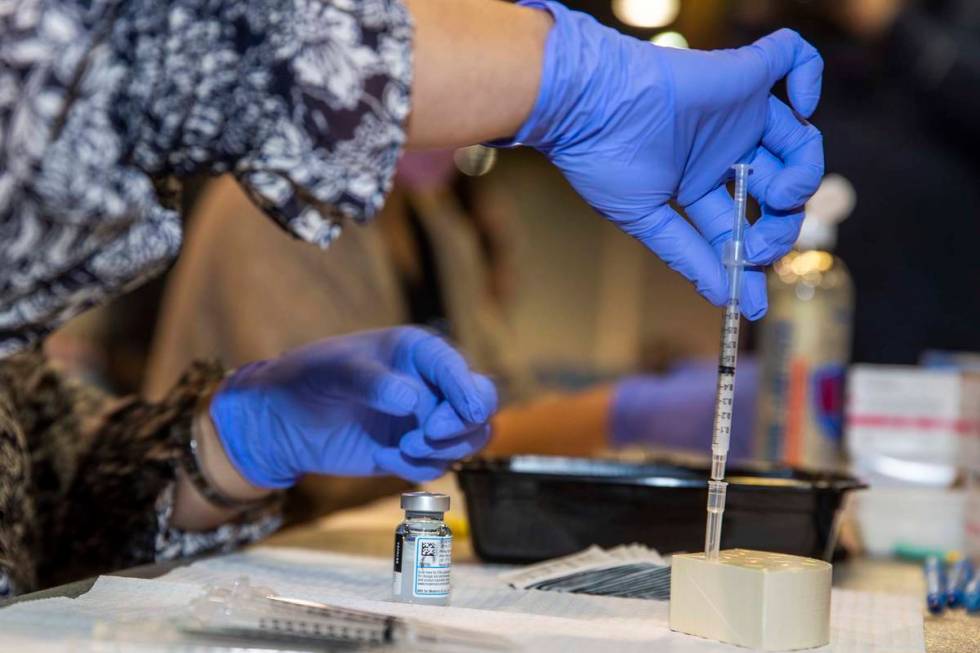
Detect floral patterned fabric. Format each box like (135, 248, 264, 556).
(0, 0, 414, 597)
(0, 0, 413, 355)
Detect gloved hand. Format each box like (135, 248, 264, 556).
(210, 327, 498, 487)
(501, 1, 825, 319)
(610, 358, 759, 460)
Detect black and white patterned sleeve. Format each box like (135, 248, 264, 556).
(0, 0, 413, 354)
(113, 0, 414, 244)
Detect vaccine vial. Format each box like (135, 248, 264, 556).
(392, 491, 452, 605)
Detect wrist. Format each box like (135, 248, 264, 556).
(195, 393, 274, 503)
(489, 0, 564, 148)
(491, 1, 629, 151)
(209, 365, 295, 490)
(172, 387, 275, 530)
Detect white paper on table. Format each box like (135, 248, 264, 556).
(0, 577, 201, 652)
(0, 547, 925, 653)
(828, 589, 926, 653)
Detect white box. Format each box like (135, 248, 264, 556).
(669, 549, 831, 651)
(846, 365, 980, 477)
(852, 487, 967, 557)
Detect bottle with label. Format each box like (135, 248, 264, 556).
(754, 175, 856, 470)
(392, 491, 453, 605)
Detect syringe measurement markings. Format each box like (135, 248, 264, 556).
(705, 162, 751, 561)
(710, 302, 741, 481)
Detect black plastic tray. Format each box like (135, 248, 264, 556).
(455, 455, 864, 564)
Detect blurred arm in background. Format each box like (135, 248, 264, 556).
(487, 359, 759, 461)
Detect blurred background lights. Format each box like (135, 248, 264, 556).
(612, 0, 680, 28)
(650, 31, 688, 49)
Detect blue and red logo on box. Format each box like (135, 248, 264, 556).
(811, 363, 845, 443)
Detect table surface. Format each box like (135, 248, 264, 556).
(4, 478, 978, 651)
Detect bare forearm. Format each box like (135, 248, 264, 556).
(486, 386, 614, 457)
(404, 0, 551, 147)
(171, 400, 272, 531)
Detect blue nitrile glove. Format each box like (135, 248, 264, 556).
(501, 2, 825, 319)
(210, 327, 498, 487)
(610, 358, 759, 460)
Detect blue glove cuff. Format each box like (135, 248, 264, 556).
(490, 1, 608, 150)
(489, 0, 559, 147)
(492, 1, 669, 157)
(210, 364, 295, 490)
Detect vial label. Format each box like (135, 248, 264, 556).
(392, 533, 404, 596)
(413, 535, 451, 597)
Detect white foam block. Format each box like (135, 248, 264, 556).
(669, 549, 831, 651)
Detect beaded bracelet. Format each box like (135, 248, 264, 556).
(177, 401, 273, 511)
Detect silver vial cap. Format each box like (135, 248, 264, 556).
(400, 491, 450, 513)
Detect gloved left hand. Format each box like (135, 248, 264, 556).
(500, 1, 825, 319)
(209, 327, 498, 487)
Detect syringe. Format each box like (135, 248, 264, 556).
(704, 163, 751, 561)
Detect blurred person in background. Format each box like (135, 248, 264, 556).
(0, 0, 823, 596)
(145, 151, 759, 520)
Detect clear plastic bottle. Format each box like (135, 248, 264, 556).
(754, 175, 855, 469)
(392, 492, 452, 605)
